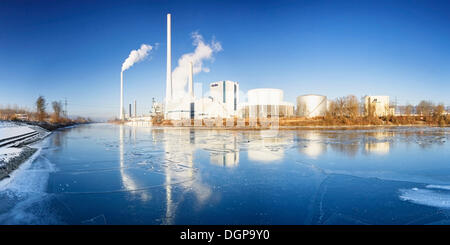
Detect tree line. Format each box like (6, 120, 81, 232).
(322, 95, 449, 126)
(0, 96, 91, 124)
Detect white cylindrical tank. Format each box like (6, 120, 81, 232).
(248, 88, 283, 105)
(296, 94, 327, 118)
(247, 89, 284, 118)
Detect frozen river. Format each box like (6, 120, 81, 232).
(1, 123, 450, 224)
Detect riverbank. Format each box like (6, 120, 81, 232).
(0, 120, 87, 181)
(111, 119, 449, 130)
(138, 125, 449, 132)
(0, 147, 37, 180)
(111, 115, 449, 129)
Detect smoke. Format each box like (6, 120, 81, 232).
(171, 32, 222, 98)
(121, 44, 154, 72)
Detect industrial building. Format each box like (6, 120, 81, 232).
(363, 96, 393, 117)
(296, 94, 327, 118)
(239, 88, 294, 118)
(209, 81, 239, 118)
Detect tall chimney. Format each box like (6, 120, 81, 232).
(120, 71, 124, 120)
(134, 100, 137, 118)
(165, 13, 172, 114)
(129, 103, 132, 118)
(188, 61, 194, 99)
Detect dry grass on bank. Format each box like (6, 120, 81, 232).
(281, 115, 450, 127)
(113, 115, 450, 128)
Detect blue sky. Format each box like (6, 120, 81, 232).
(0, 0, 449, 120)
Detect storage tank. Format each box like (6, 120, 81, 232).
(248, 88, 283, 105)
(296, 94, 327, 118)
(247, 89, 284, 118)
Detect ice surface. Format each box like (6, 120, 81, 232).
(0, 138, 59, 224)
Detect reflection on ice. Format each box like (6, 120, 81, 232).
(297, 131, 327, 158)
(364, 142, 390, 155)
(162, 128, 212, 224)
(363, 131, 392, 155)
(119, 125, 150, 201)
(194, 130, 241, 167)
(295, 130, 396, 157)
(246, 130, 293, 162)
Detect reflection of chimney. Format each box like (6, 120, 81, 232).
(165, 13, 172, 110)
(189, 61, 194, 98)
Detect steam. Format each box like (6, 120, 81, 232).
(171, 32, 222, 98)
(121, 44, 154, 72)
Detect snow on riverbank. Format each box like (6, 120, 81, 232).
(0, 122, 37, 167)
(0, 126, 35, 141)
(0, 147, 23, 166)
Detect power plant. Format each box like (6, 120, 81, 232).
(118, 13, 393, 125)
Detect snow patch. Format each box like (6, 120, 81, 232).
(425, 185, 450, 190)
(0, 147, 23, 164)
(399, 187, 450, 209)
(0, 126, 35, 141)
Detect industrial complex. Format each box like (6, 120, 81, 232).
(119, 13, 398, 125)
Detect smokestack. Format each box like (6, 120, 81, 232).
(129, 103, 132, 118)
(165, 13, 172, 110)
(188, 61, 193, 98)
(134, 100, 137, 118)
(120, 72, 124, 120)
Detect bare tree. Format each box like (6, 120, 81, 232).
(36, 96, 46, 121)
(335, 97, 345, 117)
(364, 99, 376, 118)
(434, 103, 445, 116)
(405, 104, 413, 116)
(344, 95, 359, 119)
(52, 101, 63, 122)
(326, 100, 337, 119)
(416, 100, 434, 116)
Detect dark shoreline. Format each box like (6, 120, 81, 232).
(23, 121, 81, 131)
(0, 147, 37, 180)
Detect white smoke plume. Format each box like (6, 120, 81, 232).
(171, 32, 222, 98)
(121, 44, 154, 72)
